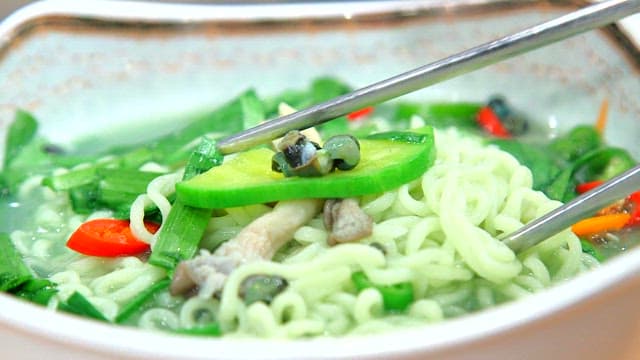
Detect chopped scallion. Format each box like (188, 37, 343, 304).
(0, 233, 32, 292)
(115, 279, 170, 324)
(58, 292, 108, 322)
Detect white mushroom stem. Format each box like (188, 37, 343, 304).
(216, 199, 323, 261)
(171, 199, 323, 297)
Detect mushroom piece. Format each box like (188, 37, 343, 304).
(323, 198, 373, 246)
(170, 199, 323, 297)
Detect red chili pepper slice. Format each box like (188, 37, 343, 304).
(576, 180, 605, 194)
(625, 191, 640, 227)
(67, 219, 160, 257)
(476, 106, 511, 138)
(347, 106, 374, 122)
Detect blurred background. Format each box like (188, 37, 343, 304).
(1, 0, 29, 17)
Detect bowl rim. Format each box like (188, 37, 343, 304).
(0, 0, 526, 65)
(1, 0, 640, 359)
(1, 0, 638, 45)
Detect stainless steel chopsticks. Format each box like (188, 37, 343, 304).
(214, 0, 640, 253)
(502, 164, 640, 253)
(215, 0, 640, 155)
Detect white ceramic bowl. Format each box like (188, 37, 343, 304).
(1, 1, 640, 359)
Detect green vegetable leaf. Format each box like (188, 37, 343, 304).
(394, 102, 481, 131)
(4, 109, 38, 169)
(263, 77, 352, 118)
(544, 147, 636, 202)
(548, 125, 602, 162)
(154, 90, 264, 164)
(490, 139, 562, 191)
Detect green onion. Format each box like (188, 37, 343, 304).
(351, 271, 414, 312)
(13, 278, 58, 305)
(97, 168, 163, 209)
(181, 138, 223, 181)
(68, 184, 99, 215)
(0, 110, 56, 195)
(0, 233, 32, 292)
(0, 234, 59, 306)
(173, 323, 222, 337)
(148, 138, 223, 272)
(44, 166, 164, 216)
(58, 292, 108, 322)
(42, 167, 97, 191)
(115, 279, 170, 324)
(148, 202, 210, 272)
(118, 147, 155, 168)
(241, 91, 266, 130)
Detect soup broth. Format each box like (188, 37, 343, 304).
(0, 78, 637, 337)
